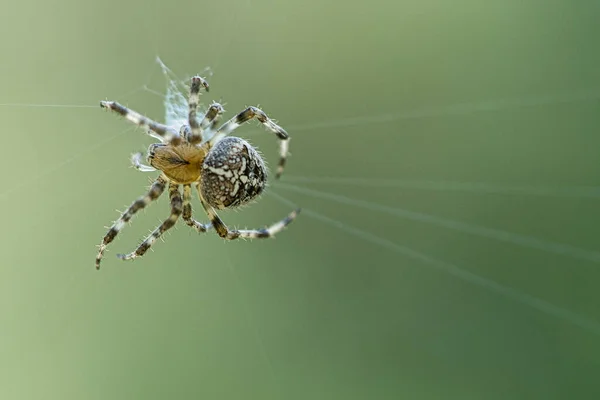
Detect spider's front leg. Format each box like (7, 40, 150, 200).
(100, 101, 182, 145)
(209, 106, 290, 179)
(186, 75, 210, 145)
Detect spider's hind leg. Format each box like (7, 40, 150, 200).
(196, 184, 299, 240)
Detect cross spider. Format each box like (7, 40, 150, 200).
(95, 74, 300, 269)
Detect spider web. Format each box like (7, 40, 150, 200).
(2, 61, 600, 322)
(152, 56, 213, 129)
(1, 63, 600, 324)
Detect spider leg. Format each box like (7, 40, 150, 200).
(209, 106, 290, 179)
(96, 175, 167, 269)
(199, 102, 225, 136)
(182, 184, 212, 233)
(196, 184, 300, 239)
(131, 152, 157, 172)
(117, 183, 183, 261)
(100, 101, 182, 146)
(186, 76, 210, 145)
(186, 102, 224, 144)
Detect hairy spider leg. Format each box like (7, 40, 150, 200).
(100, 101, 182, 145)
(182, 184, 212, 233)
(96, 175, 167, 269)
(186, 76, 210, 145)
(117, 183, 183, 261)
(199, 102, 225, 137)
(196, 183, 300, 239)
(209, 106, 290, 179)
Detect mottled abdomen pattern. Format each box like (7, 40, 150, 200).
(200, 137, 267, 209)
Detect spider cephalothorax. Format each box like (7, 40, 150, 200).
(95, 73, 299, 269)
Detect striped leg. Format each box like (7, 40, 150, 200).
(197, 186, 300, 240)
(100, 101, 181, 145)
(209, 106, 290, 179)
(182, 184, 212, 233)
(96, 175, 167, 269)
(117, 183, 183, 261)
(187, 76, 210, 145)
(200, 102, 225, 133)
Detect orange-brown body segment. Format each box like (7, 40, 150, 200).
(148, 143, 209, 184)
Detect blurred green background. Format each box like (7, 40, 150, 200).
(1, 0, 600, 399)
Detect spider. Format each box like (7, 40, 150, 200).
(95, 73, 300, 269)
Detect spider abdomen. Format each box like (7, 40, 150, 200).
(200, 137, 267, 209)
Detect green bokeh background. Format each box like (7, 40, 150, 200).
(1, 1, 600, 399)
